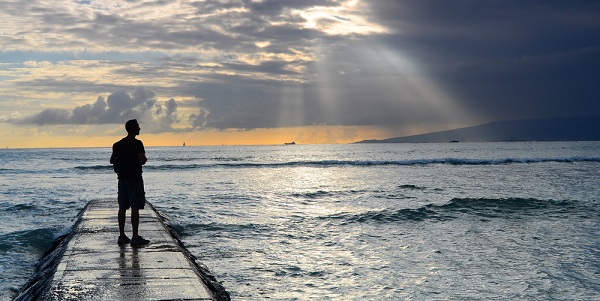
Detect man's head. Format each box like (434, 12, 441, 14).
(125, 119, 140, 135)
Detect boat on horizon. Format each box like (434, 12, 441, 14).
(284, 141, 296, 145)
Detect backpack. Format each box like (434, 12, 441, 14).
(110, 141, 124, 173)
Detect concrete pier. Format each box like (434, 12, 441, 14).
(16, 199, 230, 301)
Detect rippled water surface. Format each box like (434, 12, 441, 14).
(1, 142, 599, 300)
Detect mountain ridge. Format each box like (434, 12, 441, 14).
(355, 115, 600, 143)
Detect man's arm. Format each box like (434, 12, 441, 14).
(139, 152, 147, 165)
(110, 142, 119, 164)
(136, 140, 147, 165)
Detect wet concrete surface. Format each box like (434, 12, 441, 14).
(16, 199, 229, 301)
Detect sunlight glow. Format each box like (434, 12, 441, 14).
(278, 82, 306, 129)
(292, 0, 389, 36)
(314, 41, 474, 135)
(255, 41, 271, 48)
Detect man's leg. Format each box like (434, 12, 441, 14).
(117, 178, 129, 239)
(130, 208, 149, 245)
(129, 178, 149, 246)
(118, 208, 127, 237)
(131, 208, 139, 238)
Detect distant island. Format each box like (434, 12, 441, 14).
(355, 115, 600, 143)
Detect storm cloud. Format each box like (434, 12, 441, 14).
(1, 0, 599, 137)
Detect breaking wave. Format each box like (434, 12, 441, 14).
(325, 198, 597, 225)
(216, 157, 600, 168)
(0, 228, 55, 253)
(71, 156, 600, 172)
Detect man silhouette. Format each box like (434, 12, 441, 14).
(111, 119, 150, 246)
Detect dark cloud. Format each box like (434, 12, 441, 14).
(11, 87, 191, 133)
(155, 98, 179, 130)
(72, 97, 107, 124)
(2, 0, 600, 135)
(366, 0, 600, 122)
(184, 0, 600, 130)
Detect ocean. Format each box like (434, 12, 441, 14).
(1, 142, 599, 300)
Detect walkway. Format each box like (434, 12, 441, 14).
(16, 199, 229, 301)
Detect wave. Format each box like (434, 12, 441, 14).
(398, 184, 429, 191)
(152, 156, 254, 162)
(291, 190, 336, 199)
(0, 228, 55, 253)
(172, 221, 272, 237)
(325, 198, 596, 225)
(74, 164, 212, 172)
(185, 156, 600, 168)
(74, 164, 211, 172)
(74, 165, 112, 171)
(69, 156, 600, 172)
(202, 156, 599, 169)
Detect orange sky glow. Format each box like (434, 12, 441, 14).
(2, 125, 420, 149)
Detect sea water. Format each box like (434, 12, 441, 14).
(1, 142, 599, 300)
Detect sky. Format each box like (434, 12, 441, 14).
(1, 0, 599, 147)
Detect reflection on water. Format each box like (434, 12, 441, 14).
(118, 247, 145, 300)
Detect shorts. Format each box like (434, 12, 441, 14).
(118, 178, 146, 210)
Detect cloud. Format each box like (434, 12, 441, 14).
(1, 0, 599, 140)
(366, 0, 600, 121)
(0, 0, 374, 53)
(10, 87, 198, 133)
